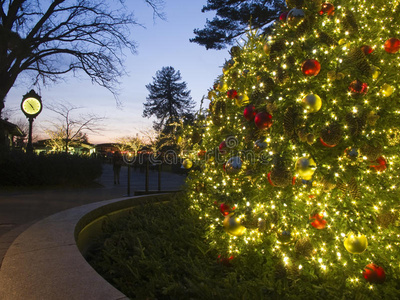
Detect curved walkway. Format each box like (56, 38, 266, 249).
(0, 163, 186, 295)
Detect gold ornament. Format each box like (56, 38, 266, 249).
(263, 43, 270, 55)
(223, 214, 246, 236)
(344, 232, 368, 254)
(302, 94, 322, 113)
(371, 66, 381, 79)
(381, 83, 394, 97)
(182, 159, 193, 169)
(235, 93, 249, 106)
(295, 157, 316, 180)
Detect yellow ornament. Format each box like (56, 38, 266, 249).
(302, 94, 322, 113)
(176, 136, 182, 144)
(381, 83, 394, 97)
(295, 157, 316, 180)
(371, 66, 380, 80)
(182, 159, 193, 169)
(344, 232, 368, 254)
(263, 43, 270, 55)
(223, 214, 246, 236)
(235, 93, 249, 106)
(207, 90, 216, 100)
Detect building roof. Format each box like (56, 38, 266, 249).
(0, 119, 24, 137)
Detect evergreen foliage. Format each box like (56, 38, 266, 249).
(191, 0, 285, 49)
(183, 0, 400, 296)
(143, 66, 195, 131)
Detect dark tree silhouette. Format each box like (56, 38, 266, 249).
(190, 0, 285, 50)
(143, 66, 195, 131)
(0, 0, 164, 116)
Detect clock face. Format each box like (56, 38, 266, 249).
(22, 97, 42, 116)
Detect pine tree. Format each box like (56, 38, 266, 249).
(184, 0, 400, 297)
(143, 66, 195, 132)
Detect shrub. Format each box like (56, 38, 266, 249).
(0, 151, 102, 186)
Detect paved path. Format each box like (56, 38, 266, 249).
(0, 163, 186, 267)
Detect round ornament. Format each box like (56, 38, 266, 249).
(254, 139, 268, 152)
(361, 45, 374, 55)
(310, 213, 326, 229)
(227, 89, 238, 99)
(349, 80, 368, 96)
(363, 263, 386, 284)
(225, 156, 242, 175)
(244, 104, 257, 121)
(384, 37, 400, 54)
(277, 230, 292, 244)
(182, 159, 193, 169)
(301, 59, 321, 76)
(254, 112, 273, 130)
(279, 11, 289, 22)
(295, 157, 316, 180)
(380, 83, 394, 97)
(344, 233, 368, 254)
(302, 94, 322, 113)
(287, 8, 305, 27)
(319, 3, 334, 16)
(219, 203, 231, 216)
(263, 43, 271, 55)
(219, 141, 228, 154)
(371, 66, 381, 79)
(236, 93, 249, 106)
(223, 214, 246, 236)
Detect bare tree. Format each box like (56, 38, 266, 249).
(0, 0, 165, 116)
(45, 101, 104, 153)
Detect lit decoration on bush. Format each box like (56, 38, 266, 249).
(183, 1, 400, 296)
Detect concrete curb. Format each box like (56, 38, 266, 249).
(0, 193, 174, 300)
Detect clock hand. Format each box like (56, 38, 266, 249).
(29, 103, 35, 109)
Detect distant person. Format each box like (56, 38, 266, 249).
(113, 151, 123, 184)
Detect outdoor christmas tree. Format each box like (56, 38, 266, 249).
(182, 0, 400, 298)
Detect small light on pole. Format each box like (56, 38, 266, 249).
(21, 90, 42, 154)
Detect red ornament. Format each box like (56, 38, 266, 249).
(363, 263, 386, 284)
(319, 3, 335, 16)
(301, 59, 321, 76)
(197, 150, 206, 158)
(310, 213, 327, 229)
(369, 156, 387, 172)
(361, 45, 374, 55)
(227, 89, 238, 99)
(254, 112, 273, 130)
(384, 38, 400, 54)
(244, 104, 257, 121)
(219, 203, 231, 216)
(279, 11, 289, 21)
(267, 172, 276, 186)
(349, 80, 368, 96)
(219, 141, 227, 154)
(217, 255, 234, 266)
(320, 137, 336, 148)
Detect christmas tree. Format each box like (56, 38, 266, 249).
(182, 0, 400, 298)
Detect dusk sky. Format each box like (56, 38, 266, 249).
(5, 0, 231, 144)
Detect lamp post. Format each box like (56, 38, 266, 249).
(21, 90, 42, 154)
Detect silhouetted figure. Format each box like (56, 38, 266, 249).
(113, 151, 123, 184)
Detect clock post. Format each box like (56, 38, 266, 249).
(21, 90, 42, 154)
